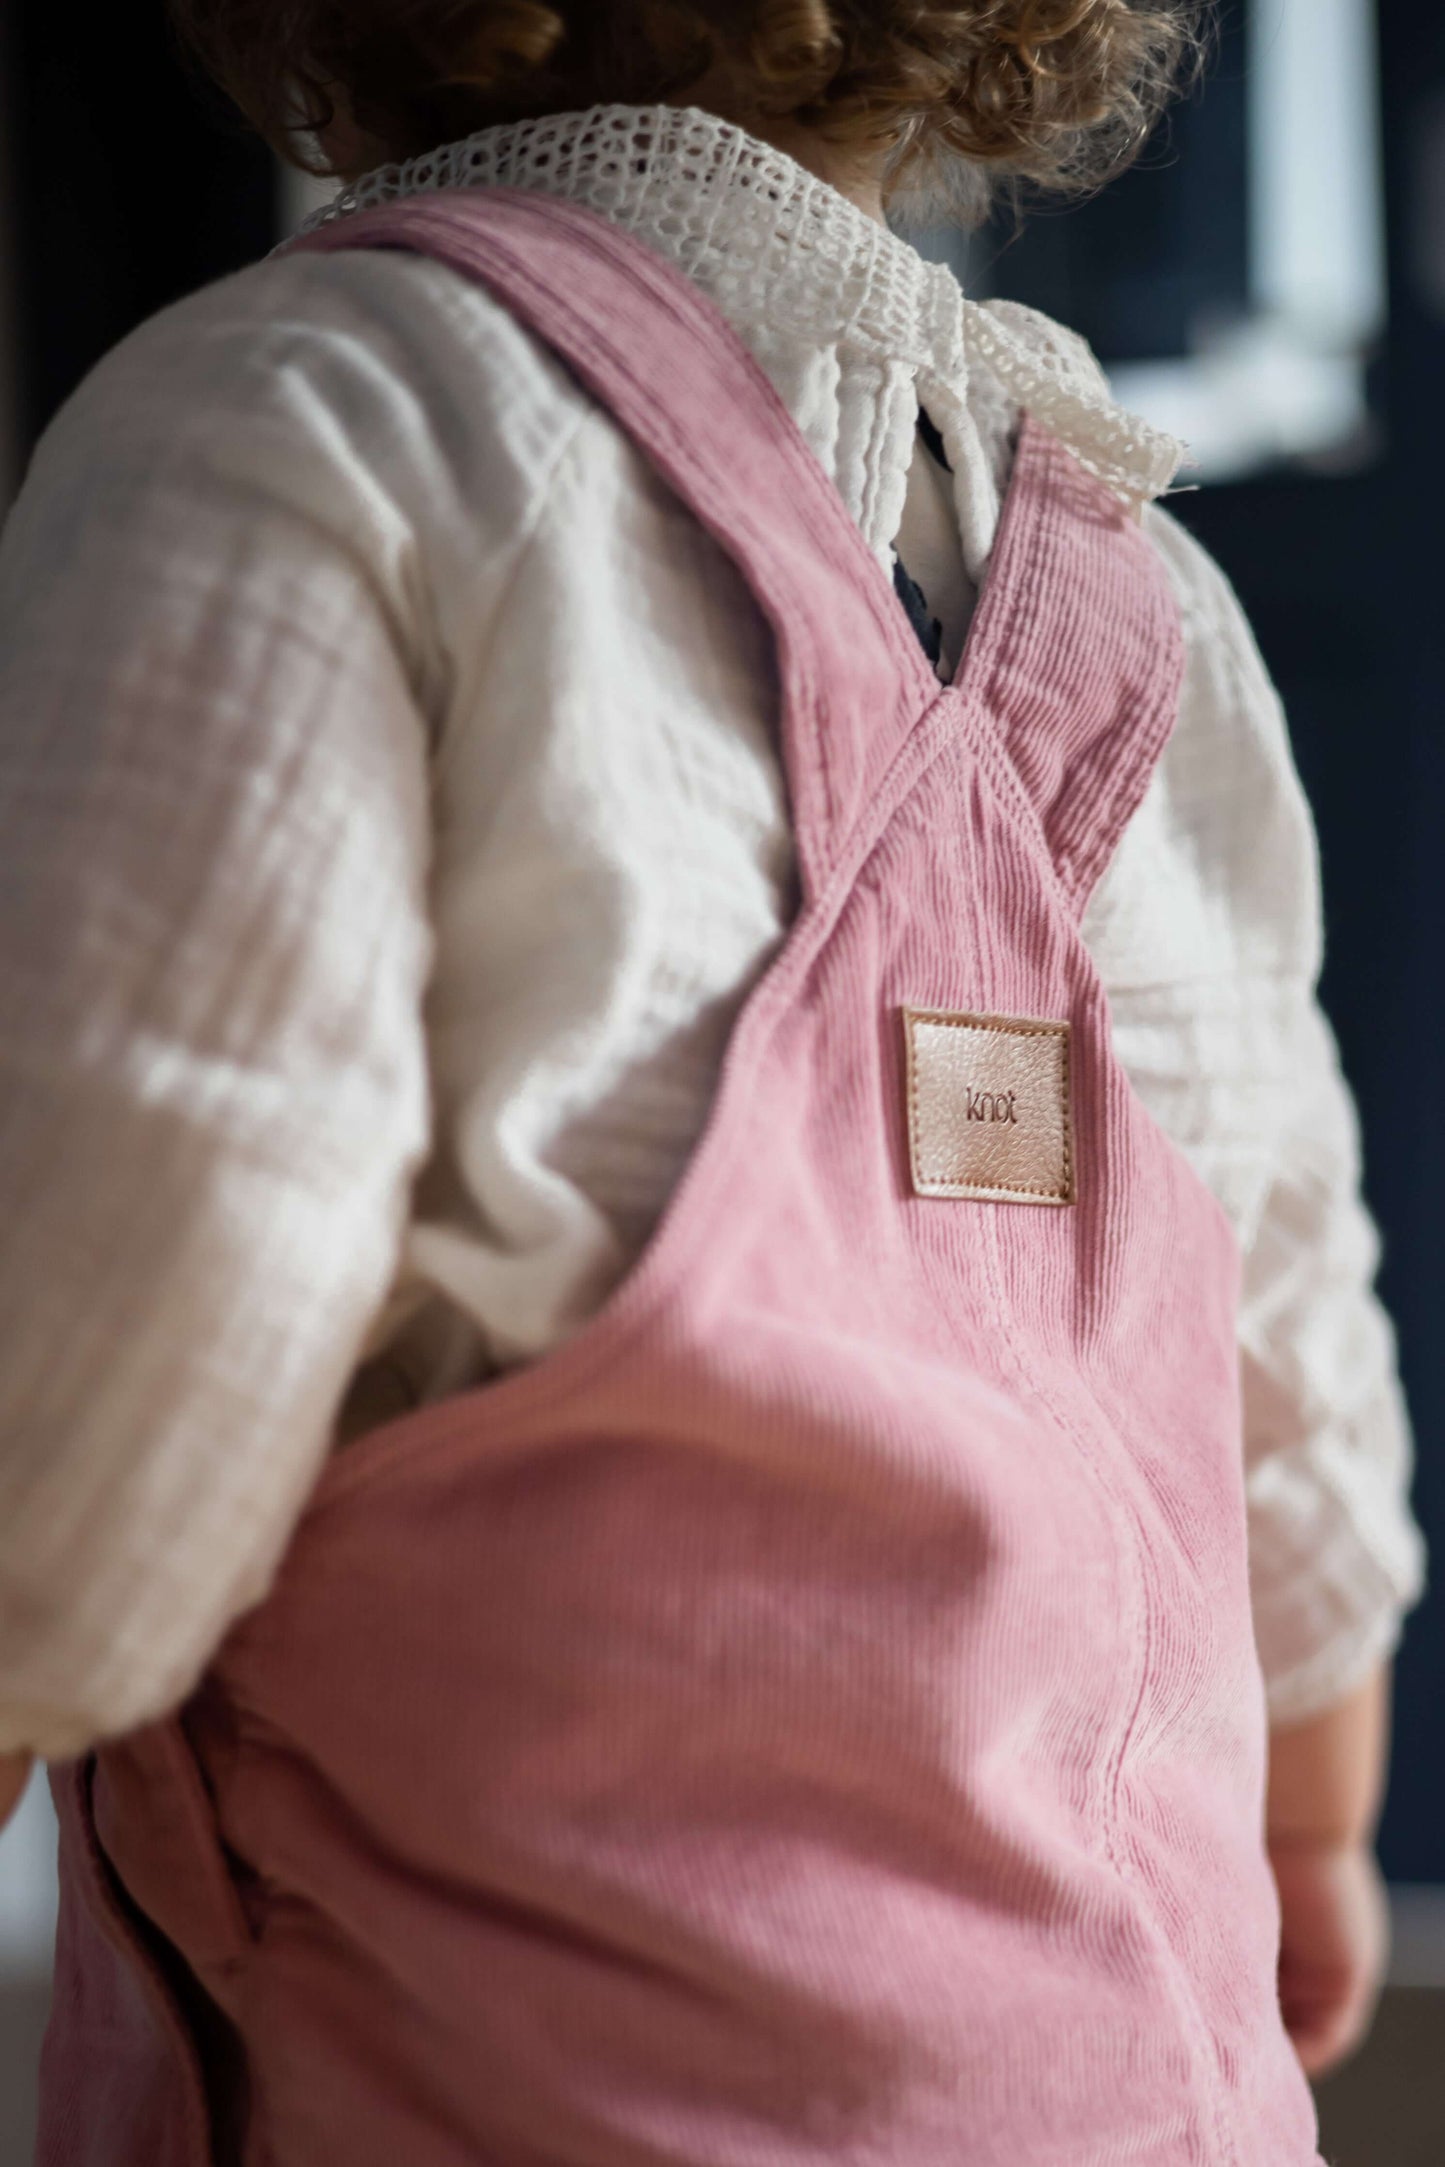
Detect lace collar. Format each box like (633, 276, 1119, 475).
(292, 103, 1188, 511)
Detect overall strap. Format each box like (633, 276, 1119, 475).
(281, 189, 941, 908)
(966, 421, 1187, 917)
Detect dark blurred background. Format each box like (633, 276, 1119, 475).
(1, 0, 1443, 2155)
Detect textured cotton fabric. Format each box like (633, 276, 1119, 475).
(0, 104, 1424, 1760)
(40, 187, 1325, 2167)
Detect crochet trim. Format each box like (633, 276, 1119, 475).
(290, 103, 1189, 509)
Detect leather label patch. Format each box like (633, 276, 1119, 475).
(902, 1008, 1074, 1206)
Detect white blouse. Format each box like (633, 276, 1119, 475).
(0, 105, 1425, 1759)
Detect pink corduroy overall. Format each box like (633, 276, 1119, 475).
(38, 193, 1324, 2167)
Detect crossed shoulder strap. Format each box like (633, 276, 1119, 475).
(281, 188, 1184, 916)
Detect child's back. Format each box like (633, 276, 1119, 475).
(0, 13, 1426, 2163)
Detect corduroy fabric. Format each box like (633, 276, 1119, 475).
(39, 193, 1323, 2166)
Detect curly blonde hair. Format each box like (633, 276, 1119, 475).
(169, 1, 1209, 209)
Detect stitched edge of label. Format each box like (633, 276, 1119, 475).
(902, 1007, 1075, 1207)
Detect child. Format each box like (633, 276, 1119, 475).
(0, 2, 1426, 2159)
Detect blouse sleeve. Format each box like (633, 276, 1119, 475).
(0, 263, 442, 1759)
(1085, 505, 1427, 1728)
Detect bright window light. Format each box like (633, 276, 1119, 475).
(1248, 0, 1386, 346)
(1113, 0, 1387, 482)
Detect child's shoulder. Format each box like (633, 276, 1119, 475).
(23, 243, 601, 538)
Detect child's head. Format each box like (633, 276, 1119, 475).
(170, 1, 1207, 214)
